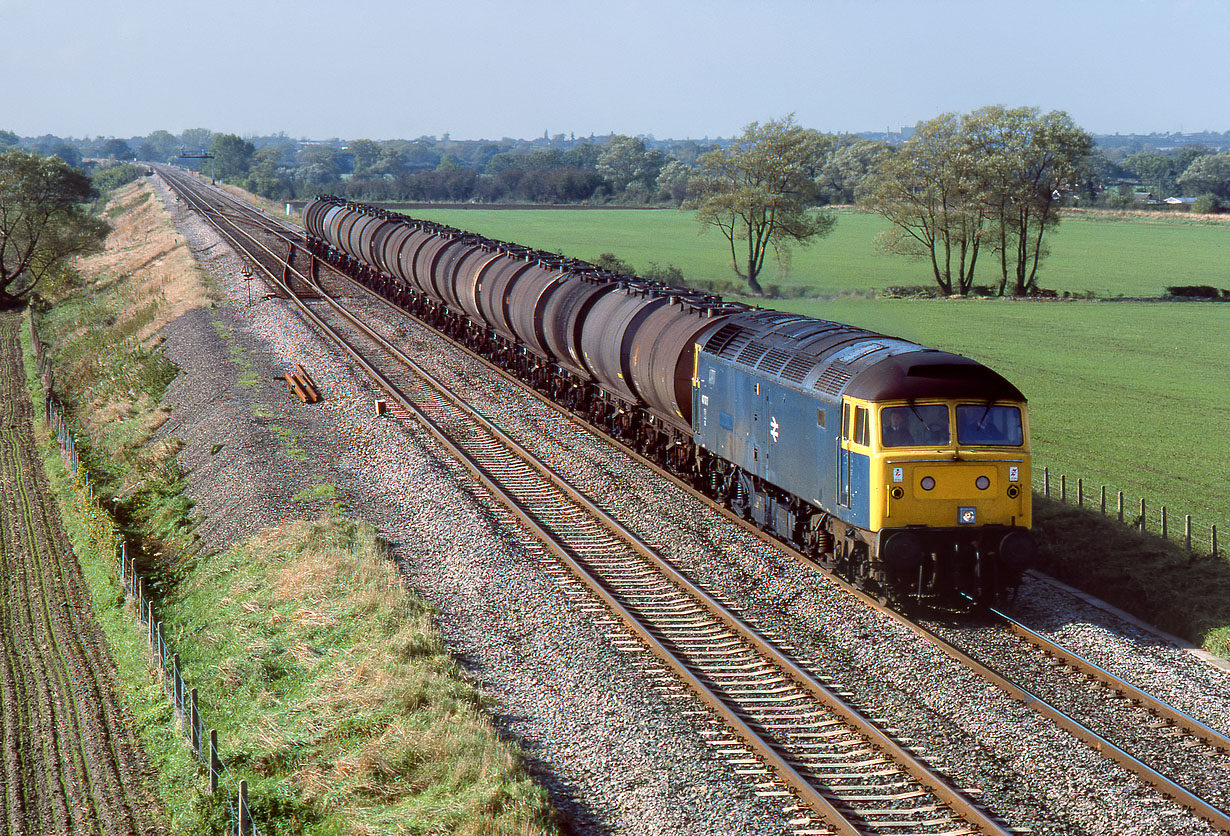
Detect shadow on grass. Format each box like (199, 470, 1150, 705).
(1031, 496, 1230, 658)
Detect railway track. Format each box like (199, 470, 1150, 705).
(156, 167, 1230, 834)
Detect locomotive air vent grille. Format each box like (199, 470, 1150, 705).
(781, 355, 818, 384)
(705, 323, 745, 354)
(736, 340, 770, 366)
(814, 366, 855, 396)
(756, 348, 791, 375)
(716, 333, 752, 359)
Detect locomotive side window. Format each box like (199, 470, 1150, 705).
(853, 406, 870, 446)
(957, 405, 1023, 446)
(881, 405, 950, 447)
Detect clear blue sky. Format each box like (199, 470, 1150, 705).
(2, 0, 1227, 141)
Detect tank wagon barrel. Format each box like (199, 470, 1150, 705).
(304, 195, 1036, 608)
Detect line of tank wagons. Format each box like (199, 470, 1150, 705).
(303, 195, 1037, 606)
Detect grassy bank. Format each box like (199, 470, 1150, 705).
(1032, 497, 1230, 658)
(31, 179, 559, 833)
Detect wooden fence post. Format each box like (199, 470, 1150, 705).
(1060, 474, 1067, 503)
(1139, 498, 1146, 532)
(1161, 506, 1168, 540)
(191, 689, 200, 755)
(172, 654, 183, 721)
(209, 730, 219, 794)
(1044, 467, 1050, 497)
(1186, 515, 1192, 551)
(1100, 485, 1106, 514)
(1077, 478, 1083, 508)
(1118, 491, 1124, 522)
(239, 780, 250, 835)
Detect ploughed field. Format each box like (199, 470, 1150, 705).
(0, 313, 163, 836)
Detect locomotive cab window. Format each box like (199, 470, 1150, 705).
(853, 406, 869, 446)
(881, 405, 950, 447)
(956, 404, 1023, 446)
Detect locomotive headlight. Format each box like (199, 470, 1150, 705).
(1006, 484, 1021, 499)
(976, 476, 991, 490)
(920, 476, 936, 491)
(890, 486, 905, 500)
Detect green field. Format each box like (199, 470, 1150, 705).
(405, 207, 1230, 298)
(404, 207, 1230, 531)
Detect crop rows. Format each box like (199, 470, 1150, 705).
(0, 313, 162, 836)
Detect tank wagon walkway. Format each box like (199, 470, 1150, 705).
(0, 312, 164, 836)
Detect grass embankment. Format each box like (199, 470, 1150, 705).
(32, 178, 558, 833)
(1033, 498, 1230, 659)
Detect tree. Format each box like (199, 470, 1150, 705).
(1177, 152, 1230, 199)
(690, 115, 835, 295)
(0, 150, 110, 309)
(348, 139, 382, 177)
(210, 133, 255, 181)
(655, 159, 693, 204)
(179, 128, 213, 153)
(99, 138, 135, 160)
(596, 135, 665, 196)
(965, 107, 1093, 295)
(866, 113, 985, 295)
(868, 107, 1092, 296)
(0, 130, 19, 149)
(817, 137, 892, 205)
(139, 129, 180, 163)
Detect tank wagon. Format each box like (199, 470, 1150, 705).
(304, 196, 1036, 606)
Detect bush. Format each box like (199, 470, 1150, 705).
(592, 252, 635, 275)
(1164, 285, 1222, 298)
(92, 163, 148, 195)
(1191, 194, 1221, 215)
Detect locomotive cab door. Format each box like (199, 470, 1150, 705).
(837, 399, 871, 523)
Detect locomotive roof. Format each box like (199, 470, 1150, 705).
(703, 310, 1026, 403)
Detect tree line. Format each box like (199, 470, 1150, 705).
(3, 115, 1230, 303)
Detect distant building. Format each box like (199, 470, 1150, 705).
(1164, 196, 1198, 205)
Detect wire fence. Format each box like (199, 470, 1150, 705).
(30, 314, 261, 836)
(1033, 466, 1221, 561)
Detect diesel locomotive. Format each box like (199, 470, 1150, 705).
(303, 196, 1036, 606)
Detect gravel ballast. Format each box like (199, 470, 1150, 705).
(151, 176, 1230, 835)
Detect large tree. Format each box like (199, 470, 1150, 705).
(210, 133, 255, 181)
(1177, 152, 1230, 199)
(0, 150, 110, 309)
(868, 107, 1092, 296)
(866, 114, 986, 295)
(965, 107, 1093, 296)
(690, 115, 835, 295)
(596, 135, 665, 197)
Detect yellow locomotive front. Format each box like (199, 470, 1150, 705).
(860, 397, 1036, 603)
